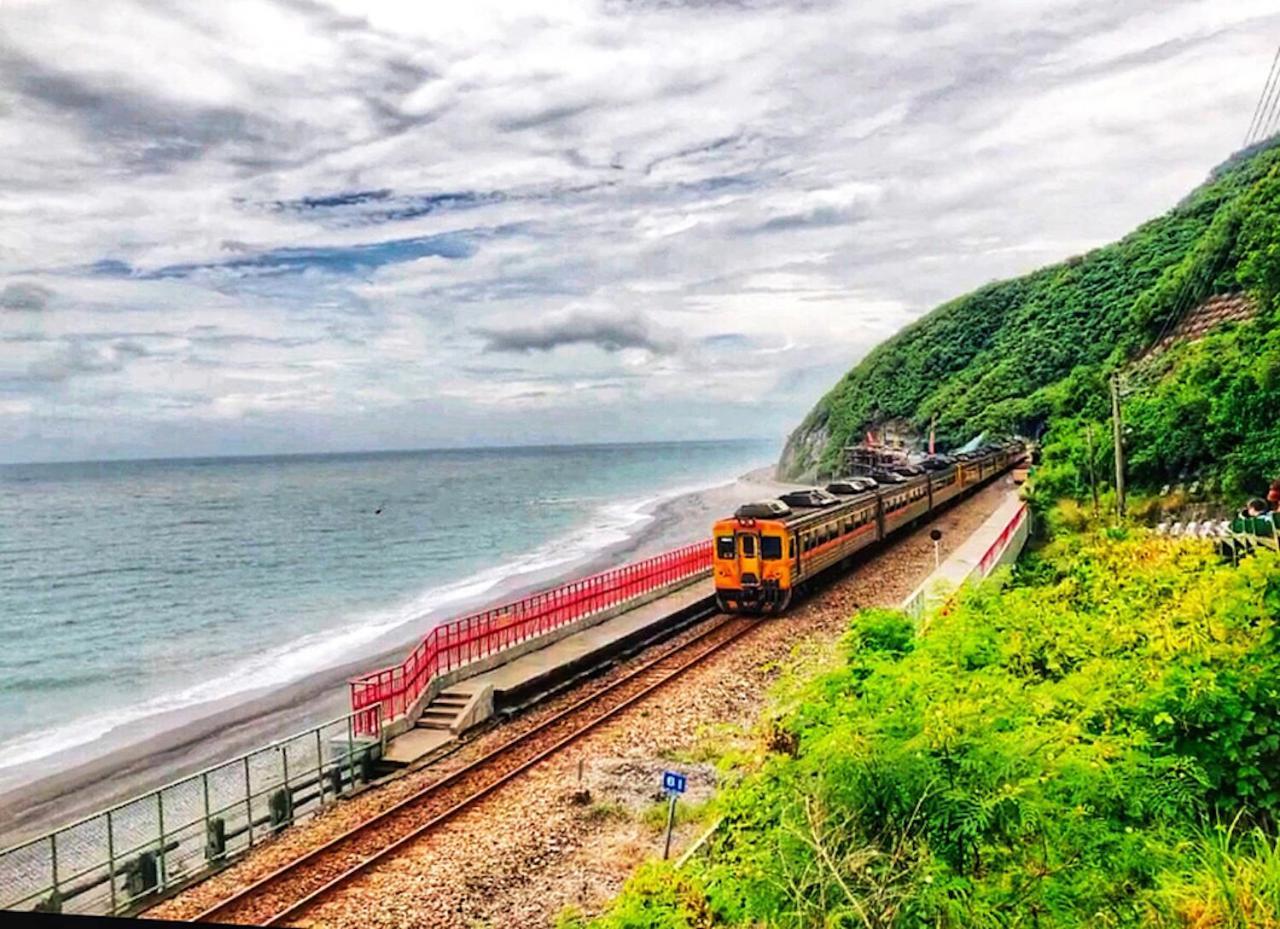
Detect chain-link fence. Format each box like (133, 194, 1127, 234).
(0, 707, 382, 916)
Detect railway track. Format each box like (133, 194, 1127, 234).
(190, 610, 757, 927)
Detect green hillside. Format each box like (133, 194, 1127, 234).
(780, 139, 1280, 497)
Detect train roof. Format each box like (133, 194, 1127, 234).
(718, 444, 1018, 531)
(725, 478, 920, 530)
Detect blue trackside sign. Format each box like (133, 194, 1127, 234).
(662, 770, 687, 794)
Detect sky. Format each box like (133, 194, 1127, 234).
(1, 0, 1278, 464)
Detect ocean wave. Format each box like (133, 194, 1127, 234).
(0, 472, 736, 778)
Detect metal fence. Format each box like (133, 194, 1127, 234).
(350, 540, 714, 735)
(0, 707, 382, 916)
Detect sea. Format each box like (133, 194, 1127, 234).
(0, 439, 775, 787)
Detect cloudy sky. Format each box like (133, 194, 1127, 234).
(1, 0, 1277, 463)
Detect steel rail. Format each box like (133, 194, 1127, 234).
(190, 608, 755, 926)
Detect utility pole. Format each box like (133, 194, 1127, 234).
(1084, 423, 1100, 518)
(1110, 374, 1126, 520)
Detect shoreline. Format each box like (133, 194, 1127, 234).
(0, 463, 796, 845)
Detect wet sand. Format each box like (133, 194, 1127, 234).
(0, 466, 800, 845)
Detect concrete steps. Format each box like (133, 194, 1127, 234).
(381, 686, 496, 768)
(414, 690, 472, 731)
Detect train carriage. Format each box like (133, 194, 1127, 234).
(929, 465, 963, 508)
(712, 439, 1025, 615)
(881, 477, 931, 535)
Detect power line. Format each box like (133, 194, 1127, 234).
(1252, 44, 1280, 145)
(1258, 83, 1280, 144)
(1259, 81, 1280, 145)
(1142, 226, 1238, 363)
(1251, 47, 1280, 144)
(1245, 45, 1280, 145)
(1146, 257, 1207, 356)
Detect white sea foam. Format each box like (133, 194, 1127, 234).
(0, 470, 743, 779)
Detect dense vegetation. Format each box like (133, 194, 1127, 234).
(582, 527, 1280, 928)
(780, 139, 1280, 498)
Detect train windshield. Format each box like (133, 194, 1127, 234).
(740, 534, 756, 557)
(761, 536, 783, 560)
(716, 535, 735, 559)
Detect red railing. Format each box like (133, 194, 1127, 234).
(977, 503, 1028, 577)
(349, 540, 714, 735)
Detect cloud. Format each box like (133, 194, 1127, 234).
(1, 0, 1278, 462)
(0, 283, 53, 312)
(0, 49, 267, 174)
(25, 339, 149, 383)
(739, 181, 884, 234)
(477, 310, 680, 355)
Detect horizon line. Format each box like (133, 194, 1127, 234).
(0, 435, 781, 470)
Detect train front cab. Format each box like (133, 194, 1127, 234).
(712, 517, 793, 614)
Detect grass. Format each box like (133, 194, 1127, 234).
(641, 797, 714, 832)
(583, 800, 631, 824)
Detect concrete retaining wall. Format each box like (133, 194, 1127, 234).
(903, 493, 1030, 622)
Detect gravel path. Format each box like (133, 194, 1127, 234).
(150, 481, 1014, 927)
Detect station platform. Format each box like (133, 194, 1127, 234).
(381, 579, 715, 767)
(474, 579, 714, 708)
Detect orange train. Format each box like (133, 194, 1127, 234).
(712, 441, 1025, 614)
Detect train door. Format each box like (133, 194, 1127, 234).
(737, 528, 761, 587)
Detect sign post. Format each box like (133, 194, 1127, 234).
(929, 528, 943, 569)
(661, 770, 687, 860)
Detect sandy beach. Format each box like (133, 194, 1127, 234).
(0, 465, 798, 845)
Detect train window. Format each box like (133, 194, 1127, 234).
(761, 536, 782, 560)
(740, 534, 756, 557)
(789, 539, 796, 558)
(716, 536, 735, 559)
